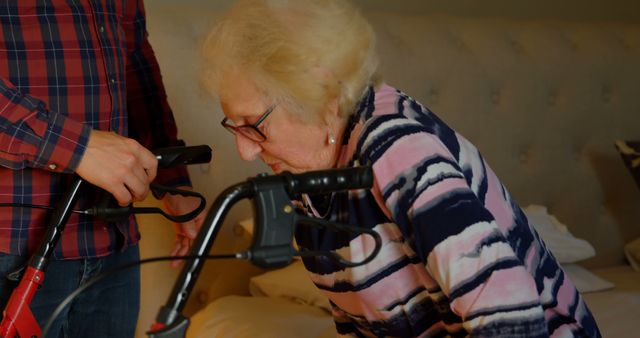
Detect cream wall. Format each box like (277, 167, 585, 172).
(136, 1, 640, 336)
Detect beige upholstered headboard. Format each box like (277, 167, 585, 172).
(135, 1, 640, 336)
(369, 15, 640, 268)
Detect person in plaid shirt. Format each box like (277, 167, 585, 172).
(0, 1, 204, 336)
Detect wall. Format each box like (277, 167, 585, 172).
(137, 1, 640, 336)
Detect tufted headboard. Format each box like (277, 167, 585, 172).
(368, 14, 640, 268)
(136, 2, 640, 334)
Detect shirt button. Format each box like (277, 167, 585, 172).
(48, 163, 57, 170)
(110, 78, 116, 84)
(99, 26, 105, 33)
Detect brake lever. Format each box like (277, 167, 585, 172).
(83, 184, 206, 223)
(246, 170, 380, 269)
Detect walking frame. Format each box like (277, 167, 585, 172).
(0, 144, 381, 338)
(0, 145, 211, 338)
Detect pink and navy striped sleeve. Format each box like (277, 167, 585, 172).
(296, 83, 601, 337)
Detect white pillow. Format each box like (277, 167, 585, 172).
(523, 205, 595, 263)
(249, 260, 332, 312)
(561, 263, 615, 293)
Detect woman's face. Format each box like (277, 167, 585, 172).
(219, 74, 341, 174)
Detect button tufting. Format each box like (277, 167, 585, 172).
(601, 85, 612, 103)
(615, 35, 633, 52)
(562, 35, 578, 51)
(598, 204, 609, 217)
(518, 145, 534, 165)
(448, 32, 468, 52)
(491, 90, 501, 105)
(429, 88, 439, 104)
(519, 151, 529, 164)
(390, 34, 405, 48)
(548, 90, 557, 106)
(519, 153, 528, 164)
(572, 147, 584, 161)
(508, 38, 525, 54)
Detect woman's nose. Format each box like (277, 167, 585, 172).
(235, 134, 262, 161)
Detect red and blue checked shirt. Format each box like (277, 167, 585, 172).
(0, 0, 190, 259)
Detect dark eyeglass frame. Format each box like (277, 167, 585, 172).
(220, 105, 276, 143)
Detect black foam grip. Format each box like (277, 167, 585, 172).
(154, 145, 212, 168)
(284, 166, 373, 195)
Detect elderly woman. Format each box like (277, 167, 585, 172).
(201, 0, 601, 337)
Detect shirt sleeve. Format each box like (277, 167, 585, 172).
(123, 0, 191, 190)
(0, 76, 91, 173)
(364, 114, 549, 337)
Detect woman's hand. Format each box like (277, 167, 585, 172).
(162, 187, 206, 267)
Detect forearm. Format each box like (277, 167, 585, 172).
(370, 128, 548, 336)
(0, 76, 90, 173)
(410, 190, 547, 336)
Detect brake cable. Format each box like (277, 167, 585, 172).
(0, 184, 206, 224)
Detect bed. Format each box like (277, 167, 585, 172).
(582, 265, 640, 337)
(186, 213, 640, 338)
(138, 1, 640, 337)
(186, 268, 640, 338)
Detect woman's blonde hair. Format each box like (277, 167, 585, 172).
(201, 0, 379, 119)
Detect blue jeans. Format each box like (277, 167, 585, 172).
(0, 245, 140, 338)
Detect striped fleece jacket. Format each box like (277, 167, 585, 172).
(295, 83, 601, 337)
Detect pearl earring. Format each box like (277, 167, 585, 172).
(327, 131, 336, 145)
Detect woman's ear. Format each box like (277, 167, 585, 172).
(310, 65, 341, 123)
(322, 96, 349, 148)
(322, 97, 341, 125)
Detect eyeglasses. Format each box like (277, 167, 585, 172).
(220, 105, 275, 143)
